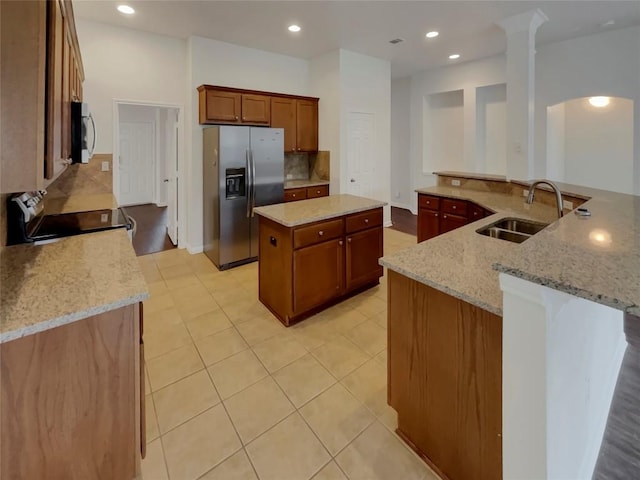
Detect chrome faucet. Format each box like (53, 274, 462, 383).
(526, 180, 564, 218)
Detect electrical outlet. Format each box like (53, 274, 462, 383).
(563, 200, 574, 210)
(101, 161, 110, 172)
(522, 189, 529, 197)
(394, 192, 400, 198)
(451, 179, 461, 186)
(286, 174, 293, 180)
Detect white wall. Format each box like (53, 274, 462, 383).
(339, 50, 392, 226)
(476, 83, 507, 175)
(390, 77, 411, 209)
(186, 36, 311, 251)
(534, 25, 640, 191)
(564, 97, 634, 194)
(500, 274, 626, 480)
(425, 90, 464, 172)
(76, 19, 186, 153)
(546, 102, 566, 181)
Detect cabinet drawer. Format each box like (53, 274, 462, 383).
(441, 198, 468, 216)
(294, 219, 343, 249)
(418, 195, 440, 211)
(468, 203, 490, 221)
(284, 188, 307, 202)
(346, 208, 383, 234)
(306, 185, 329, 199)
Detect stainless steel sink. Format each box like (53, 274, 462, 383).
(476, 217, 549, 243)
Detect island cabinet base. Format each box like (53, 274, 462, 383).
(0, 304, 144, 480)
(258, 208, 383, 326)
(387, 271, 502, 480)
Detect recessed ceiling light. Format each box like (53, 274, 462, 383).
(288, 25, 301, 33)
(117, 5, 135, 14)
(426, 31, 439, 39)
(448, 54, 461, 60)
(589, 96, 610, 107)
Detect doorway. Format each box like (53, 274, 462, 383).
(114, 101, 183, 251)
(346, 111, 376, 198)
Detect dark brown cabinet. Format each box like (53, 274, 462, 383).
(1, 0, 84, 193)
(284, 185, 329, 203)
(241, 94, 270, 124)
(417, 193, 492, 242)
(271, 97, 297, 152)
(295, 99, 319, 152)
(258, 207, 383, 326)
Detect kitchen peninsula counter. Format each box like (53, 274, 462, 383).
(0, 229, 148, 343)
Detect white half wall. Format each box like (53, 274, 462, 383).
(500, 273, 626, 480)
(390, 77, 412, 211)
(186, 36, 310, 251)
(75, 19, 186, 153)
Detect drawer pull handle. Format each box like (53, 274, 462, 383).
(318, 231, 324, 236)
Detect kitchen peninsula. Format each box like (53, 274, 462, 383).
(381, 172, 640, 480)
(254, 194, 385, 326)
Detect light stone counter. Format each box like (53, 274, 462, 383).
(381, 183, 640, 316)
(0, 229, 148, 343)
(284, 179, 330, 190)
(45, 193, 118, 214)
(254, 194, 386, 227)
(380, 187, 559, 316)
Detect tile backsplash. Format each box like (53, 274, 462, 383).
(284, 151, 330, 182)
(46, 153, 113, 199)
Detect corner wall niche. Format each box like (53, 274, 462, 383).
(422, 89, 464, 174)
(476, 83, 507, 176)
(546, 96, 635, 194)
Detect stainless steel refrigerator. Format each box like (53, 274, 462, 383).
(203, 126, 284, 270)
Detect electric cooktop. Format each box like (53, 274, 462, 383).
(31, 208, 132, 242)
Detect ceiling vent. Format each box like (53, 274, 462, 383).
(389, 38, 404, 44)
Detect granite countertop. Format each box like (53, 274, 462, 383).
(45, 193, 118, 214)
(254, 194, 386, 227)
(284, 179, 330, 190)
(381, 183, 640, 316)
(0, 229, 148, 343)
(380, 187, 559, 316)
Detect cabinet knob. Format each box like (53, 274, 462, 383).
(338, 240, 343, 246)
(435, 213, 438, 217)
(292, 194, 296, 197)
(474, 212, 478, 216)
(318, 231, 324, 236)
(347, 238, 352, 243)
(316, 190, 320, 194)
(235, 116, 239, 120)
(242, 116, 246, 120)
(443, 215, 448, 219)
(364, 218, 369, 224)
(426, 200, 430, 204)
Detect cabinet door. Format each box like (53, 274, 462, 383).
(468, 203, 487, 222)
(440, 213, 468, 234)
(270, 97, 296, 152)
(241, 94, 270, 124)
(61, 28, 71, 162)
(346, 227, 383, 291)
(203, 89, 241, 123)
(418, 208, 440, 242)
(45, 0, 65, 179)
(296, 99, 318, 152)
(293, 239, 344, 314)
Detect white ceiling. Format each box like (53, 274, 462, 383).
(73, 1, 640, 78)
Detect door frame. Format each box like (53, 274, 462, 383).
(113, 99, 185, 249)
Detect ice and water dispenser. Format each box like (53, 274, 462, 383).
(225, 168, 246, 199)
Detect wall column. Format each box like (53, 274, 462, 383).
(497, 9, 547, 180)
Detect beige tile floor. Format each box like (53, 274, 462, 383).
(139, 228, 440, 480)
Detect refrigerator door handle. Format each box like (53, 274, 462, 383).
(245, 149, 252, 218)
(250, 150, 256, 217)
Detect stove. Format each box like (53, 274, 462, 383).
(6, 191, 132, 246)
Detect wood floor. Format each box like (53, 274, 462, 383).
(390, 206, 417, 236)
(123, 204, 175, 256)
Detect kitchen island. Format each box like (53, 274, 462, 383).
(381, 173, 640, 480)
(254, 194, 386, 326)
(0, 228, 148, 479)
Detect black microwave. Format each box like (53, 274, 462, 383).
(71, 101, 96, 164)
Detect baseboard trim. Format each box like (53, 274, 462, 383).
(384, 220, 393, 228)
(187, 244, 204, 255)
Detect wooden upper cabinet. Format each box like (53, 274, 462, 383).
(241, 94, 270, 124)
(201, 89, 241, 124)
(296, 99, 318, 152)
(270, 97, 296, 152)
(45, 0, 65, 180)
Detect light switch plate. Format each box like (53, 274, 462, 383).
(101, 161, 110, 172)
(523, 189, 529, 197)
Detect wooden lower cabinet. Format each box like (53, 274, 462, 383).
(440, 213, 467, 234)
(417, 194, 492, 242)
(284, 185, 329, 203)
(417, 208, 439, 242)
(388, 271, 502, 480)
(0, 303, 144, 480)
(258, 207, 383, 326)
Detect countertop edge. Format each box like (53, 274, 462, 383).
(255, 201, 387, 227)
(380, 259, 502, 317)
(493, 264, 639, 315)
(0, 292, 149, 344)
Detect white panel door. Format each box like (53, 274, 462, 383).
(346, 112, 376, 198)
(119, 121, 155, 206)
(166, 113, 179, 245)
